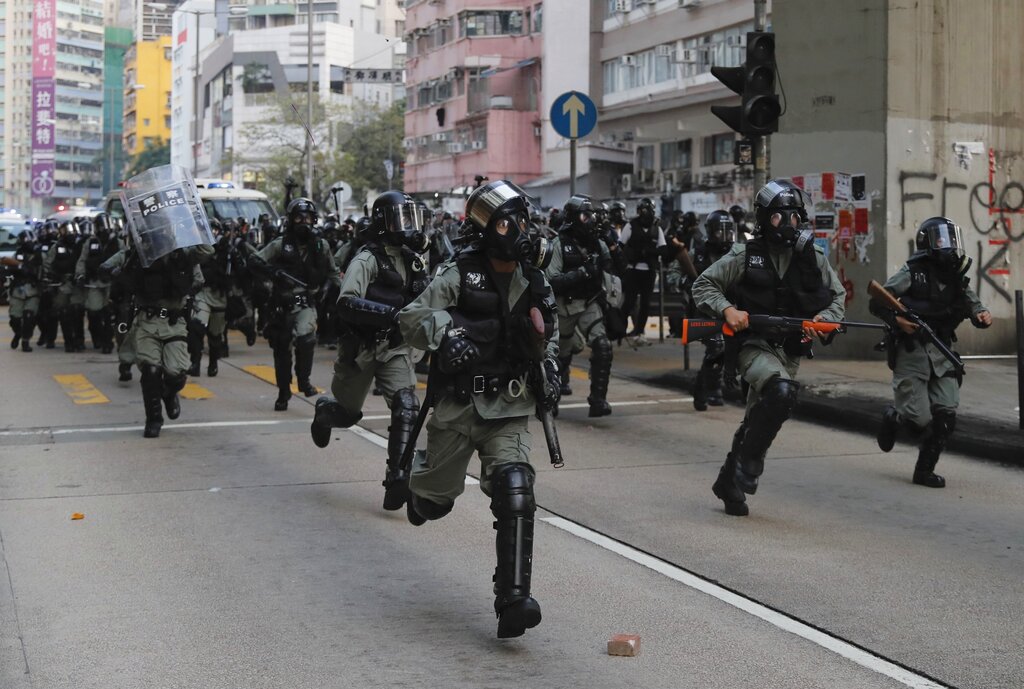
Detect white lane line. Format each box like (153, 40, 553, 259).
(540, 516, 946, 689)
(559, 397, 691, 410)
(0, 415, 393, 437)
(345, 425, 479, 485)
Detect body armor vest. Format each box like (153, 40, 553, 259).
(732, 239, 831, 318)
(624, 218, 659, 265)
(131, 251, 194, 304)
(203, 243, 233, 291)
(276, 237, 329, 288)
(901, 253, 970, 339)
(557, 230, 603, 299)
(12, 249, 40, 284)
(363, 243, 428, 310)
(51, 240, 77, 276)
(83, 238, 119, 279)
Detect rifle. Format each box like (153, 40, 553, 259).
(398, 357, 437, 474)
(246, 251, 310, 291)
(867, 279, 965, 376)
(681, 314, 885, 345)
(526, 306, 564, 468)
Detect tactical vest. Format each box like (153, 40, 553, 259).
(363, 243, 428, 310)
(83, 238, 118, 279)
(451, 251, 554, 383)
(558, 230, 603, 299)
(732, 240, 831, 318)
(624, 218, 659, 265)
(276, 237, 329, 288)
(51, 240, 77, 276)
(203, 244, 233, 291)
(12, 249, 40, 284)
(131, 251, 195, 305)
(901, 253, 969, 338)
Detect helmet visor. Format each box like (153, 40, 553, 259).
(926, 220, 964, 255)
(382, 203, 425, 233)
(710, 218, 737, 244)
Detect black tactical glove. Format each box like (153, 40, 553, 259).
(438, 327, 480, 374)
(537, 357, 561, 411)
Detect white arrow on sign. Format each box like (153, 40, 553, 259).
(562, 93, 587, 139)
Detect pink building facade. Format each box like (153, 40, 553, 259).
(403, 0, 544, 196)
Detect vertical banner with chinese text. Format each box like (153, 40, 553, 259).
(31, 0, 57, 198)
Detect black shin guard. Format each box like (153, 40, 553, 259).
(10, 316, 22, 349)
(273, 343, 293, 410)
(294, 335, 317, 396)
(162, 371, 186, 420)
(734, 378, 799, 494)
(587, 337, 613, 417)
(712, 424, 749, 516)
(139, 364, 165, 438)
(491, 463, 541, 638)
(20, 312, 35, 352)
(382, 388, 418, 510)
(914, 407, 955, 488)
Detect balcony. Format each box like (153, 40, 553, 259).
(465, 67, 537, 116)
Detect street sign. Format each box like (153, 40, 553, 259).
(550, 91, 597, 140)
(383, 159, 394, 181)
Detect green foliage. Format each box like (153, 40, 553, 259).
(124, 139, 171, 179)
(237, 96, 405, 214)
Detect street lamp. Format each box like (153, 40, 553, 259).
(146, 2, 248, 177)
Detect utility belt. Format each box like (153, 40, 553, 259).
(276, 291, 312, 309)
(140, 306, 186, 325)
(446, 370, 529, 403)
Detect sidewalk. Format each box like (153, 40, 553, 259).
(597, 332, 1023, 466)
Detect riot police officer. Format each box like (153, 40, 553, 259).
(100, 243, 213, 438)
(397, 179, 560, 639)
(188, 220, 235, 377)
(43, 220, 86, 352)
(4, 230, 41, 352)
(689, 210, 737, 410)
(608, 201, 627, 234)
(309, 191, 430, 511)
(74, 213, 120, 353)
(730, 204, 753, 242)
(692, 180, 846, 516)
(253, 198, 342, 411)
(870, 217, 991, 487)
(619, 197, 667, 343)
(545, 194, 615, 417)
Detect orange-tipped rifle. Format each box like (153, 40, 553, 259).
(681, 314, 885, 345)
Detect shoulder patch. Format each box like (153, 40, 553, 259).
(747, 253, 766, 268)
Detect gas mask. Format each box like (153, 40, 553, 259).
(765, 209, 814, 251)
(485, 213, 532, 262)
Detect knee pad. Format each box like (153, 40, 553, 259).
(391, 387, 420, 419)
(163, 371, 188, 394)
(187, 318, 207, 338)
(412, 493, 454, 521)
(139, 363, 163, 381)
(759, 377, 800, 419)
(490, 463, 536, 519)
(930, 406, 956, 438)
(296, 332, 317, 348)
(590, 336, 612, 365)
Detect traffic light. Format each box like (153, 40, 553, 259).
(710, 31, 782, 137)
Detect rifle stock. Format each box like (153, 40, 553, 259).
(867, 280, 906, 313)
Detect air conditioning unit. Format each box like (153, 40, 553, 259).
(655, 44, 674, 57)
(403, 138, 414, 149)
(417, 136, 429, 145)
(620, 173, 633, 193)
(674, 48, 699, 64)
(447, 142, 464, 153)
(634, 0, 655, 5)
(636, 169, 652, 184)
(614, 0, 632, 12)
(471, 140, 485, 150)
(432, 131, 450, 142)
(437, 18, 451, 27)
(620, 55, 637, 67)
(680, 0, 702, 8)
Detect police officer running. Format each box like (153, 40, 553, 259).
(692, 180, 846, 516)
(74, 213, 120, 353)
(3, 230, 42, 352)
(397, 180, 560, 638)
(545, 194, 615, 417)
(309, 190, 431, 512)
(870, 217, 991, 487)
(253, 198, 342, 411)
(618, 198, 667, 344)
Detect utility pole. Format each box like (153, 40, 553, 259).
(305, 0, 314, 200)
(193, 12, 201, 177)
(753, 0, 769, 190)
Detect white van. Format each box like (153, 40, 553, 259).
(104, 179, 278, 226)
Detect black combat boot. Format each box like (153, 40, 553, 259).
(162, 371, 186, 420)
(383, 388, 418, 510)
(273, 345, 293, 411)
(913, 408, 954, 488)
(491, 464, 542, 638)
(61, 311, 76, 352)
(10, 317, 21, 349)
(19, 313, 34, 352)
(87, 310, 101, 349)
(692, 368, 708, 411)
(706, 362, 725, 406)
(118, 362, 133, 382)
(294, 337, 318, 396)
(140, 364, 164, 438)
(587, 337, 613, 418)
(98, 308, 114, 354)
(712, 424, 749, 516)
(206, 332, 219, 377)
(187, 327, 203, 377)
(734, 378, 800, 495)
(310, 396, 362, 448)
(71, 306, 86, 351)
(406, 486, 453, 527)
(558, 356, 573, 396)
(877, 405, 900, 453)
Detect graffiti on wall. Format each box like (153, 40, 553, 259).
(898, 148, 1021, 302)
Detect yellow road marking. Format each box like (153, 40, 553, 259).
(180, 383, 214, 400)
(569, 367, 588, 381)
(53, 374, 110, 405)
(241, 365, 322, 395)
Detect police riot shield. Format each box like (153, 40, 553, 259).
(120, 165, 213, 267)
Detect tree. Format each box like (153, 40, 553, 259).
(124, 139, 171, 179)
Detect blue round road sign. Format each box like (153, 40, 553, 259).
(550, 91, 597, 140)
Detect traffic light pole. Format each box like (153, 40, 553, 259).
(754, 0, 769, 189)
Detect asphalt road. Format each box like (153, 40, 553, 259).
(1, 320, 1021, 689)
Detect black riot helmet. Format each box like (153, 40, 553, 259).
(636, 197, 656, 223)
(465, 179, 533, 262)
(704, 209, 737, 254)
(682, 211, 698, 229)
(286, 197, 319, 241)
(563, 194, 598, 237)
(754, 179, 812, 249)
(595, 201, 610, 225)
(92, 212, 112, 240)
(609, 201, 627, 226)
(915, 216, 970, 275)
(371, 190, 426, 250)
(729, 204, 747, 226)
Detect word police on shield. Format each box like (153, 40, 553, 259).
(120, 165, 214, 267)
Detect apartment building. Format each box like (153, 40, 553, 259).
(123, 35, 172, 156)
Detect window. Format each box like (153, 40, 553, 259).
(660, 140, 691, 170)
(143, 118, 151, 126)
(602, 47, 673, 94)
(532, 3, 542, 32)
(458, 10, 525, 37)
(702, 134, 734, 166)
(636, 145, 654, 172)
